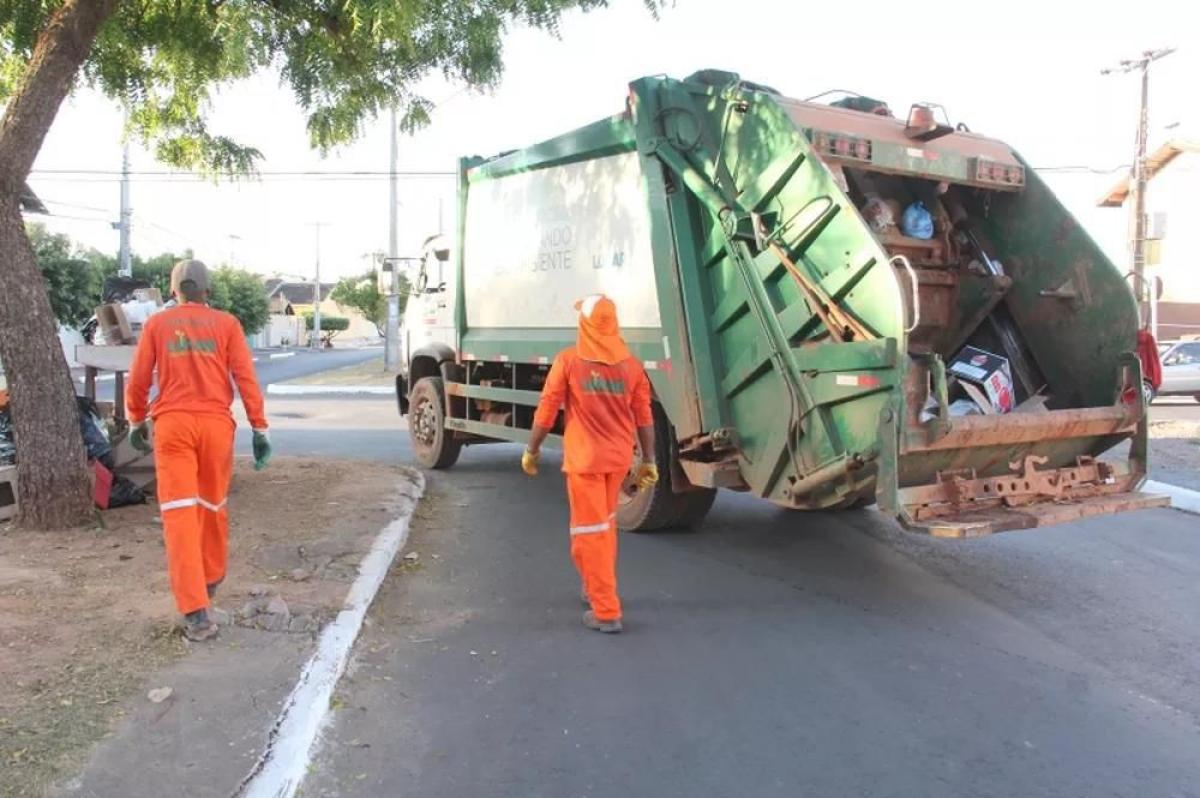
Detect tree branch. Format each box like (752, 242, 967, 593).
(0, 0, 120, 191)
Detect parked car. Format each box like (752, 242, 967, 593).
(1157, 339, 1200, 401)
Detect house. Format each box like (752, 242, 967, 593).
(1098, 139, 1200, 338)
(253, 279, 379, 348)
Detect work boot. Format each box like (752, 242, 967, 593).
(182, 608, 219, 642)
(582, 610, 622, 634)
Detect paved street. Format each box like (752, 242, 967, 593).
(243, 399, 1200, 797)
(75, 346, 382, 403)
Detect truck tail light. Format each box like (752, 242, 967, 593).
(811, 130, 872, 163)
(974, 158, 1025, 187)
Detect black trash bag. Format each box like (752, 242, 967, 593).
(0, 408, 13, 466)
(76, 397, 114, 469)
(107, 473, 146, 508)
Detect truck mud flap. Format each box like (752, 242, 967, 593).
(900, 491, 1170, 538)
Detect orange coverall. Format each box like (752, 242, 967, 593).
(127, 304, 267, 614)
(534, 345, 653, 622)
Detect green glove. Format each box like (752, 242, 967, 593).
(129, 422, 152, 454)
(252, 430, 272, 471)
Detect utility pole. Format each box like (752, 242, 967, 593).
(1103, 47, 1175, 325)
(308, 222, 327, 350)
(385, 106, 401, 371)
(117, 144, 132, 277)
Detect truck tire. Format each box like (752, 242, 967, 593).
(408, 377, 461, 469)
(616, 405, 716, 532)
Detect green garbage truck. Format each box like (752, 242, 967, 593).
(397, 69, 1167, 537)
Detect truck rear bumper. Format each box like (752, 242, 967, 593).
(900, 490, 1170, 538)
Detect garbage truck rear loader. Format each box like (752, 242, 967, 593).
(398, 70, 1167, 536)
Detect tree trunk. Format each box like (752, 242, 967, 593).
(0, 0, 120, 529)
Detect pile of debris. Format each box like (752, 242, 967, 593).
(0, 393, 147, 519)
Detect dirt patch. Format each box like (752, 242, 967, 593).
(283, 356, 392, 387)
(0, 456, 406, 797)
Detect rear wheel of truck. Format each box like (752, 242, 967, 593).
(409, 376, 461, 469)
(616, 405, 716, 532)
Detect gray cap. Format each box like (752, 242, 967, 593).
(171, 259, 210, 299)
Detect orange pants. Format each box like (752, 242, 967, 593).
(566, 472, 624, 622)
(154, 412, 235, 614)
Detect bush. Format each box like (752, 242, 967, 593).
(304, 315, 349, 332)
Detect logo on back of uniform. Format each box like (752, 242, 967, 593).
(582, 369, 625, 396)
(168, 329, 217, 355)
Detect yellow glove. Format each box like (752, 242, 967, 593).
(521, 448, 540, 476)
(636, 462, 659, 491)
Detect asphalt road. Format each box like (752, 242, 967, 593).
(238, 402, 1200, 798)
(75, 346, 381, 403)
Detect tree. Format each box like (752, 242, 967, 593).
(29, 222, 99, 327)
(331, 270, 411, 336)
(0, 0, 636, 528)
(209, 267, 269, 335)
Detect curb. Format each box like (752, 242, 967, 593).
(234, 468, 426, 798)
(1145, 480, 1200, 516)
(267, 384, 392, 396)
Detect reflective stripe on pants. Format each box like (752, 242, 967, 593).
(566, 471, 624, 622)
(154, 412, 235, 614)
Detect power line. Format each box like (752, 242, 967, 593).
(29, 168, 455, 176)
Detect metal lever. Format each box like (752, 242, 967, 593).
(891, 255, 920, 334)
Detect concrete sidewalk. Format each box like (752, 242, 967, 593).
(11, 462, 422, 798)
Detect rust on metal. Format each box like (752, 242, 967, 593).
(906, 406, 1138, 453)
(901, 455, 1127, 520)
(901, 491, 1170, 538)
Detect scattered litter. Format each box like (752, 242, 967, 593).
(147, 687, 173, 704)
(289, 568, 311, 582)
(402, 551, 419, 562)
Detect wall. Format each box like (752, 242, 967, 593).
(1144, 150, 1199, 306)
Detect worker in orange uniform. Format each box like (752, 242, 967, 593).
(522, 294, 658, 633)
(126, 260, 272, 641)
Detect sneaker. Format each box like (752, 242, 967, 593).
(582, 610, 622, 634)
(182, 609, 219, 642)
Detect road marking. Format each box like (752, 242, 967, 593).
(235, 469, 425, 798)
(269, 352, 297, 360)
(1145, 480, 1200, 516)
(267, 384, 393, 396)
(76, 374, 115, 383)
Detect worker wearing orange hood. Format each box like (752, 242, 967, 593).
(523, 294, 658, 633)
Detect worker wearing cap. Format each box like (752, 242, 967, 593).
(126, 260, 272, 641)
(523, 294, 658, 633)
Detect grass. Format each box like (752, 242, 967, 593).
(284, 355, 393, 387)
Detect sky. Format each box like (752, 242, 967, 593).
(25, 0, 1199, 283)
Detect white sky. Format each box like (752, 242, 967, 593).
(26, 0, 1199, 282)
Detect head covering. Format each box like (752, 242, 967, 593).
(574, 294, 631, 365)
(171, 259, 210, 301)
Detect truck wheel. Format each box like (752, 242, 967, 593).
(616, 405, 716, 532)
(409, 376, 461, 469)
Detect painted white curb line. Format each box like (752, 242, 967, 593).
(1145, 480, 1200, 516)
(269, 352, 297, 360)
(267, 384, 392, 396)
(236, 469, 426, 798)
